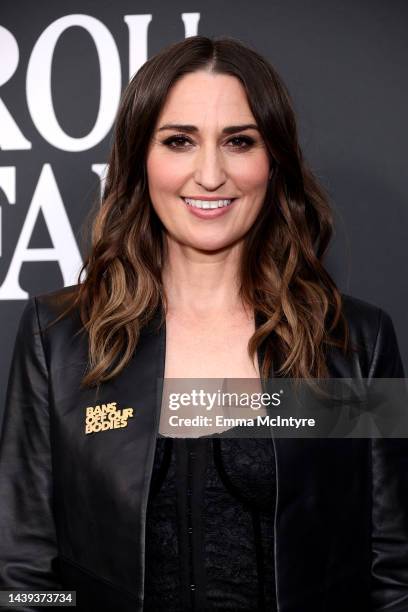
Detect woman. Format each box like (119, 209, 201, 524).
(0, 35, 406, 612)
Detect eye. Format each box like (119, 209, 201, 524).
(161, 134, 193, 149)
(227, 135, 255, 149)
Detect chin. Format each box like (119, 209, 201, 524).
(185, 234, 233, 251)
(171, 231, 241, 252)
(189, 239, 238, 253)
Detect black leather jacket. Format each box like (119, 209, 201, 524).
(0, 285, 407, 611)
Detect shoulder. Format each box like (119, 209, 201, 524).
(34, 283, 81, 323)
(330, 293, 404, 378)
(9, 284, 85, 377)
(23, 284, 86, 366)
(15, 284, 80, 335)
(340, 292, 383, 343)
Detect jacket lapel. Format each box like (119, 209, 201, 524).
(53, 305, 166, 602)
(261, 322, 368, 610)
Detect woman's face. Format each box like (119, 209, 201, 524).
(146, 70, 271, 252)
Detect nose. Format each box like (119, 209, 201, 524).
(193, 143, 227, 191)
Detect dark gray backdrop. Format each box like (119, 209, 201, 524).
(1, 0, 407, 420)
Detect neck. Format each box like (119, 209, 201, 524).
(161, 236, 250, 319)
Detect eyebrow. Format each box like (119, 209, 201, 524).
(157, 123, 259, 134)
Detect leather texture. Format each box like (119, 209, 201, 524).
(0, 284, 406, 611)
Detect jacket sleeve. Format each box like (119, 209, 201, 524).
(369, 309, 408, 611)
(0, 297, 62, 603)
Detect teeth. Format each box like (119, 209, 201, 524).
(184, 198, 233, 209)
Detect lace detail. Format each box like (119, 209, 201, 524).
(143, 432, 277, 611)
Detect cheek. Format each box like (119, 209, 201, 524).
(234, 156, 270, 194)
(147, 160, 177, 197)
(146, 152, 186, 229)
(146, 148, 185, 198)
(146, 156, 179, 226)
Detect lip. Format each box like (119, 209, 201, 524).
(182, 195, 237, 200)
(181, 196, 237, 219)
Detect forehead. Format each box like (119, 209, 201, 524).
(157, 71, 255, 124)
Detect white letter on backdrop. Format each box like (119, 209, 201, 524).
(124, 14, 152, 80)
(181, 13, 200, 37)
(0, 164, 83, 300)
(0, 166, 16, 257)
(91, 163, 108, 203)
(0, 26, 31, 150)
(26, 14, 121, 152)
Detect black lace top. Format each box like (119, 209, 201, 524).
(143, 427, 277, 611)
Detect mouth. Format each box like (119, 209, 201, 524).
(181, 197, 236, 210)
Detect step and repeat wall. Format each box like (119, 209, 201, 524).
(1, 1, 407, 415)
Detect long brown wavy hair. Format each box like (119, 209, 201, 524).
(49, 35, 351, 388)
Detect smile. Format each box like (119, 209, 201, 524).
(182, 197, 235, 209)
